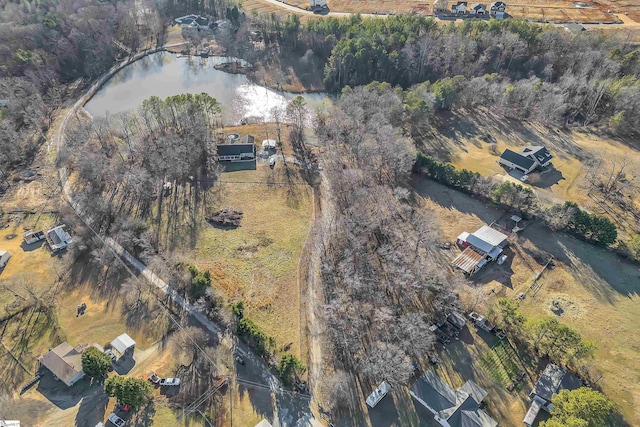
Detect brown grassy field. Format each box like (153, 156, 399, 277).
(180, 165, 313, 358)
(414, 178, 640, 425)
(430, 111, 640, 240)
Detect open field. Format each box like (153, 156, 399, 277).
(428, 111, 640, 240)
(414, 177, 640, 425)
(180, 164, 313, 358)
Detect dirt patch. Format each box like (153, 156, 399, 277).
(545, 293, 585, 318)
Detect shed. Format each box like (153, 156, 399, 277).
(0, 250, 11, 268)
(366, 381, 391, 408)
(110, 333, 136, 357)
(46, 225, 73, 252)
(451, 247, 487, 275)
(39, 342, 85, 386)
(456, 232, 470, 246)
(473, 225, 508, 248)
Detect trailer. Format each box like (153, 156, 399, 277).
(23, 230, 45, 245)
(0, 251, 11, 268)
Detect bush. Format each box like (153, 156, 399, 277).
(237, 317, 276, 357)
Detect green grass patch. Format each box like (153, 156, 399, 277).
(479, 340, 525, 391)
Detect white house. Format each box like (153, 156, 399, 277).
(489, 1, 507, 17)
(45, 225, 72, 252)
(451, 1, 468, 13)
(469, 3, 487, 14)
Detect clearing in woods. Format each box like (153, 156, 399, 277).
(413, 178, 640, 425)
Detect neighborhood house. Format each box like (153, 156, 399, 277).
(498, 145, 553, 175)
(411, 370, 497, 427)
(451, 1, 468, 13)
(469, 3, 487, 14)
(523, 363, 583, 426)
(366, 381, 391, 408)
(39, 342, 86, 387)
(452, 225, 509, 275)
(489, 1, 507, 17)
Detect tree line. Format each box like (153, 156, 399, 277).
(260, 15, 640, 135)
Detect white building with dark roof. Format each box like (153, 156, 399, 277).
(498, 145, 553, 175)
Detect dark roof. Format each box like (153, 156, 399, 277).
(411, 372, 497, 427)
(448, 311, 467, 329)
(411, 370, 457, 412)
(195, 17, 209, 26)
(217, 143, 255, 156)
(532, 363, 582, 402)
(471, 3, 486, 9)
(500, 149, 535, 170)
(522, 146, 553, 165)
(241, 134, 255, 144)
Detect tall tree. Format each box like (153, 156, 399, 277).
(541, 388, 615, 427)
(81, 347, 112, 379)
(104, 376, 153, 407)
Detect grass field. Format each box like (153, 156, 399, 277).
(435, 111, 640, 240)
(181, 167, 313, 358)
(414, 178, 640, 425)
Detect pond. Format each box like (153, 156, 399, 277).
(84, 52, 327, 124)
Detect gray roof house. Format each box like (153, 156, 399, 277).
(411, 371, 497, 427)
(39, 342, 86, 386)
(498, 146, 553, 175)
(523, 363, 583, 426)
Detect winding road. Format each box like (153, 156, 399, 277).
(52, 46, 318, 426)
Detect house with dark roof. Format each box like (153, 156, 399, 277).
(523, 363, 583, 426)
(498, 146, 553, 175)
(469, 3, 487, 14)
(216, 135, 256, 164)
(489, 1, 507, 17)
(39, 342, 86, 386)
(411, 371, 497, 427)
(451, 1, 468, 13)
(452, 225, 508, 275)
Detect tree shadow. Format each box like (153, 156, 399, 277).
(74, 386, 109, 427)
(529, 167, 564, 189)
(520, 221, 638, 303)
(237, 382, 275, 422)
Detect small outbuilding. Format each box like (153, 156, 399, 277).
(110, 333, 136, 358)
(0, 250, 11, 268)
(261, 139, 276, 150)
(366, 381, 391, 408)
(39, 342, 85, 387)
(46, 225, 73, 252)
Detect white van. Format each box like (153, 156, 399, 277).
(0, 251, 11, 268)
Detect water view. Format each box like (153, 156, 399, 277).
(85, 52, 326, 124)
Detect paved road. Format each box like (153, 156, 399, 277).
(52, 46, 317, 427)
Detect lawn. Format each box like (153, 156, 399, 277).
(414, 177, 640, 425)
(437, 112, 640, 239)
(182, 170, 313, 358)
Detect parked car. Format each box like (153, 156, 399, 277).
(104, 349, 116, 362)
(107, 413, 125, 427)
(235, 355, 245, 365)
(159, 377, 181, 386)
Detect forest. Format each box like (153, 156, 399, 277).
(243, 15, 640, 136)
